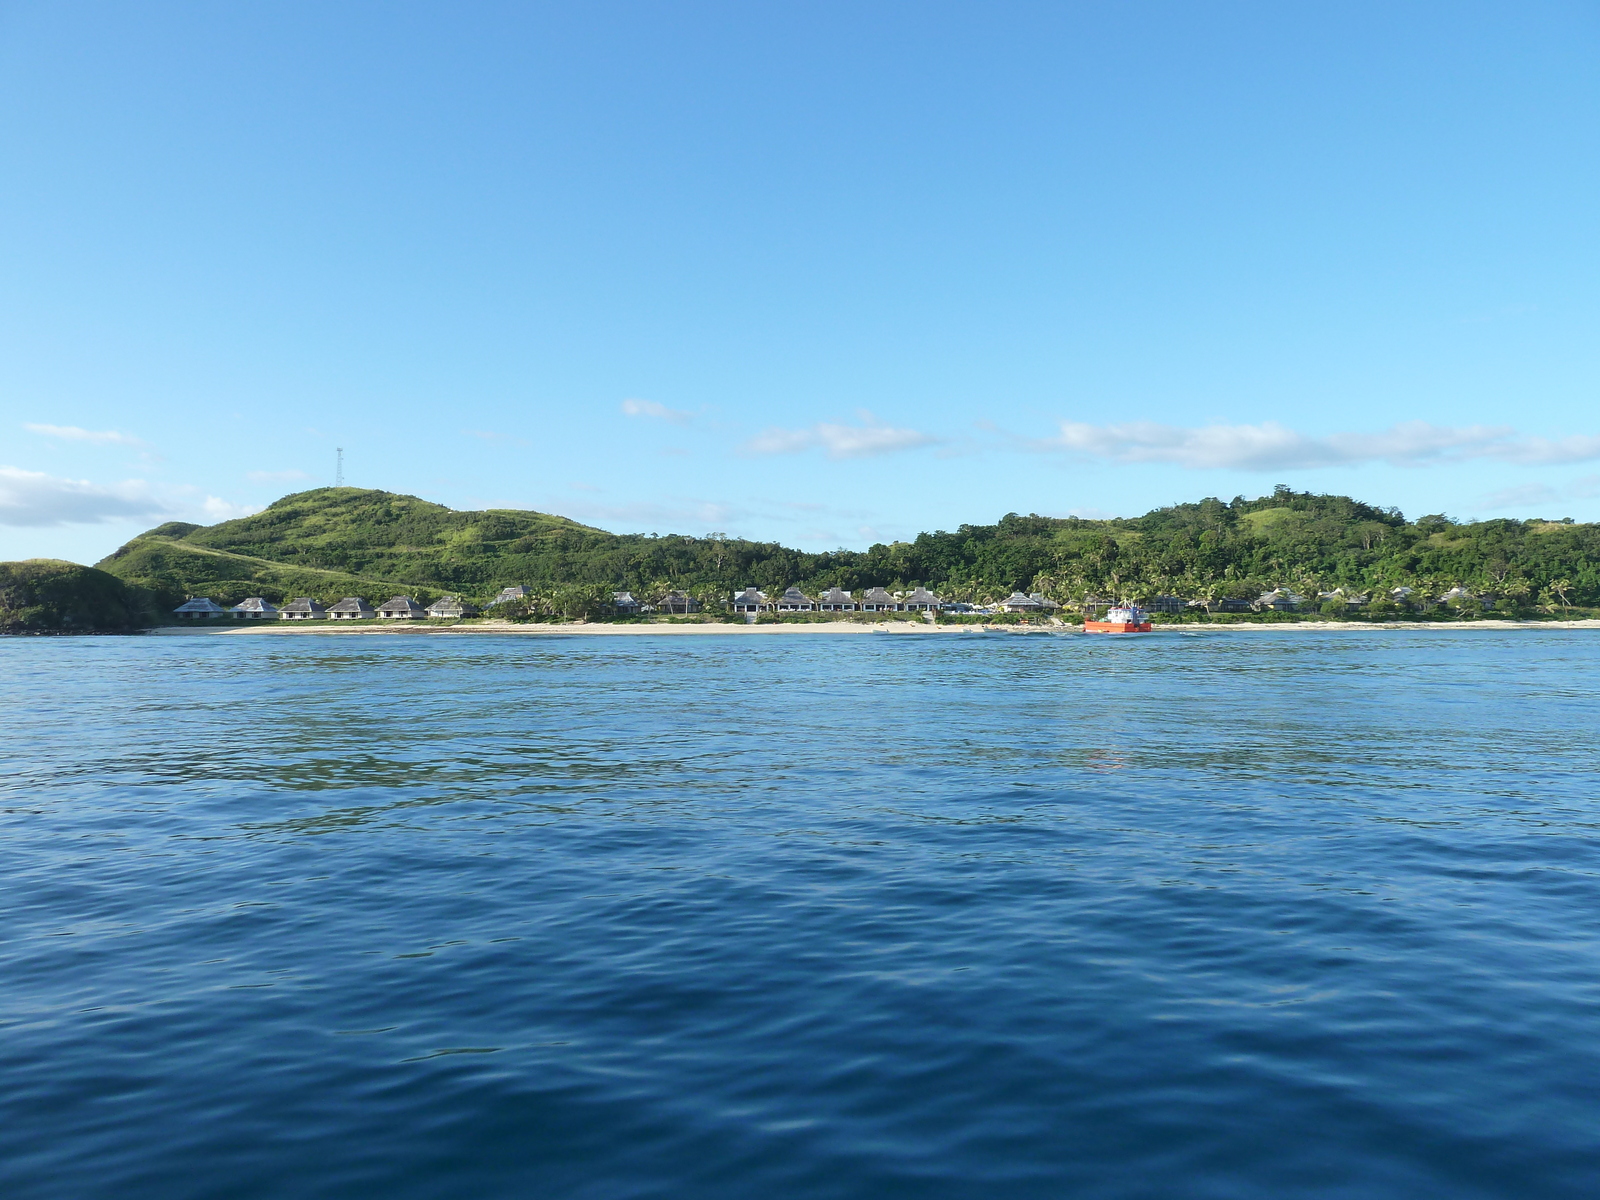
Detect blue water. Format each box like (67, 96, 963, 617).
(3, 628, 1600, 1198)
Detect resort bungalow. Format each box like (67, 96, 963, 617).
(173, 597, 226, 619)
(426, 595, 479, 619)
(328, 597, 376, 620)
(1390, 586, 1417, 601)
(1318, 588, 1368, 607)
(231, 597, 278, 619)
(1257, 589, 1305, 612)
(1000, 592, 1044, 613)
(731, 588, 767, 614)
(775, 587, 815, 613)
(1145, 595, 1188, 614)
(1029, 592, 1059, 611)
(859, 587, 899, 613)
(279, 598, 327, 620)
(817, 587, 855, 612)
(612, 591, 642, 615)
(487, 585, 530, 606)
(378, 596, 428, 619)
(902, 587, 943, 612)
(1439, 586, 1475, 603)
(659, 590, 700, 614)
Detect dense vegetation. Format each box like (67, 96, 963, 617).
(0, 560, 160, 632)
(88, 484, 1600, 620)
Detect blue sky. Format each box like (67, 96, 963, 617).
(3, 1, 1599, 564)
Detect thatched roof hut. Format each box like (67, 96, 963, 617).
(378, 596, 428, 619)
(902, 587, 942, 611)
(426, 595, 479, 619)
(859, 587, 899, 612)
(818, 587, 854, 611)
(173, 597, 226, 618)
(775, 587, 814, 611)
(328, 597, 376, 619)
(279, 598, 327, 620)
(230, 597, 278, 618)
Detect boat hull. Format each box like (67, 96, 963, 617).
(1084, 620, 1153, 634)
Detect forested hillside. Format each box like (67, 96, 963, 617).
(0, 560, 161, 632)
(92, 485, 1600, 617)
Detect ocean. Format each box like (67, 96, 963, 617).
(3, 628, 1599, 1198)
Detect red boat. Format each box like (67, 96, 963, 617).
(1084, 603, 1152, 634)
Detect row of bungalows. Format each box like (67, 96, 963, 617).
(611, 590, 701, 615)
(173, 595, 481, 620)
(728, 586, 981, 613)
(728, 586, 1064, 614)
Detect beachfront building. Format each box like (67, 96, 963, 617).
(859, 587, 899, 613)
(279, 598, 327, 620)
(1439, 586, 1475, 603)
(1318, 588, 1368, 607)
(902, 587, 943, 612)
(775, 587, 815, 613)
(1145, 595, 1188, 614)
(612, 591, 641, 615)
(173, 597, 226, 619)
(659, 590, 700, 614)
(1256, 588, 1305, 611)
(378, 596, 428, 619)
(328, 597, 376, 620)
(731, 588, 767, 614)
(487, 585, 530, 607)
(1390, 586, 1416, 601)
(817, 587, 855, 612)
(231, 597, 278, 619)
(426, 595, 479, 619)
(1000, 592, 1044, 613)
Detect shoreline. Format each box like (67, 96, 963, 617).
(141, 617, 1600, 637)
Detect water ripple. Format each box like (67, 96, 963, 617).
(2, 629, 1599, 1198)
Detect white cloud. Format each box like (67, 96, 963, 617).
(246, 469, 311, 484)
(1479, 475, 1600, 511)
(24, 423, 148, 448)
(621, 398, 692, 425)
(202, 496, 262, 521)
(1045, 420, 1600, 470)
(1492, 436, 1600, 465)
(0, 466, 173, 527)
(1479, 483, 1560, 509)
(742, 415, 940, 460)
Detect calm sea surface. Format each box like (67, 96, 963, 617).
(4, 628, 1600, 1198)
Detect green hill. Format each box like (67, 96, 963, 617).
(87, 484, 1600, 620)
(0, 559, 160, 632)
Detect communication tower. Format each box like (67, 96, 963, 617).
(336, 447, 344, 487)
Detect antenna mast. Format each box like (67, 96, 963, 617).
(336, 447, 344, 487)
